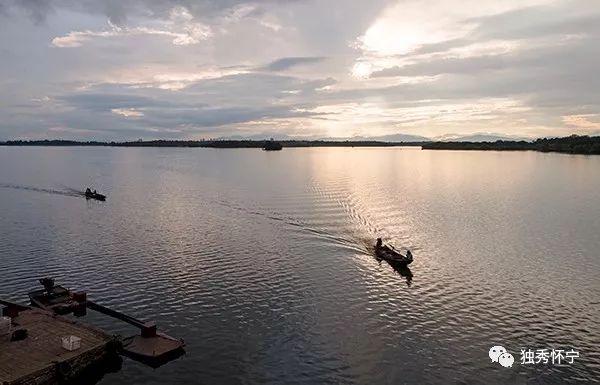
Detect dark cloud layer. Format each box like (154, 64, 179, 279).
(1, 0, 303, 24)
(265, 56, 326, 71)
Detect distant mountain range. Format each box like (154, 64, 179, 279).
(216, 133, 430, 142)
(1, 132, 541, 145)
(218, 132, 532, 143)
(216, 133, 296, 141)
(325, 133, 431, 142)
(434, 133, 531, 142)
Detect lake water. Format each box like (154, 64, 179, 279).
(0, 146, 599, 384)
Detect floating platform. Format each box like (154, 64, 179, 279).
(0, 308, 120, 385)
(1, 278, 184, 384)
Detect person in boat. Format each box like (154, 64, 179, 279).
(85, 188, 91, 195)
(406, 250, 413, 260)
(376, 238, 393, 253)
(93, 189, 97, 195)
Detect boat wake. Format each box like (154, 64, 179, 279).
(308, 182, 393, 254)
(216, 199, 366, 255)
(0, 183, 84, 198)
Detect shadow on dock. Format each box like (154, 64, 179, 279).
(60, 350, 122, 385)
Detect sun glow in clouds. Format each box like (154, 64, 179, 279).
(351, 62, 373, 78)
(149, 68, 249, 90)
(357, 0, 550, 55)
(350, 0, 552, 78)
(303, 97, 531, 137)
(355, 1, 475, 56)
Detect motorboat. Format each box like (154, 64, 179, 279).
(375, 238, 413, 265)
(85, 188, 106, 201)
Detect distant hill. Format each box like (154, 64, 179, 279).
(435, 133, 531, 142)
(140, 132, 528, 143)
(326, 133, 431, 142)
(217, 133, 431, 142)
(216, 133, 296, 141)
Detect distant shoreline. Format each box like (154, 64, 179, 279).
(0, 139, 424, 148)
(422, 135, 600, 155)
(1, 135, 599, 155)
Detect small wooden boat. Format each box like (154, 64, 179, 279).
(375, 238, 413, 265)
(28, 278, 84, 315)
(85, 190, 106, 201)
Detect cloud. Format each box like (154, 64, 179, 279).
(1, 0, 54, 24)
(562, 114, 600, 131)
(1, 0, 600, 140)
(111, 108, 144, 118)
(13, 72, 335, 140)
(52, 7, 212, 47)
(265, 57, 326, 71)
(1, 0, 300, 25)
(57, 93, 171, 111)
(52, 25, 212, 47)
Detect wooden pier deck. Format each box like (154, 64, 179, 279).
(0, 308, 119, 385)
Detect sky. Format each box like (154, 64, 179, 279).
(1, 0, 599, 141)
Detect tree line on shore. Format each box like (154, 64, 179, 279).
(0, 139, 423, 148)
(421, 135, 600, 155)
(2, 135, 599, 154)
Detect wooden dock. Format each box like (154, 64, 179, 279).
(0, 308, 120, 385)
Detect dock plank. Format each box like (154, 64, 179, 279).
(0, 309, 116, 385)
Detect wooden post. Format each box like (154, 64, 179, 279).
(141, 322, 157, 338)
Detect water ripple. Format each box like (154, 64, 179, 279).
(0, 147, 599, 384)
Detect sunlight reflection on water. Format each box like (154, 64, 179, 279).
(0, 146, 599, 384)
